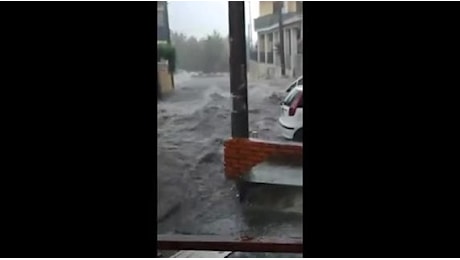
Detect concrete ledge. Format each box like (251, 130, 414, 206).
(171, 250, 231, 258)
(244, 161, 302, 186)
(248, 138, 303, 147)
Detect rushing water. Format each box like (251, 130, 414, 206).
(157, 72, 302, 257)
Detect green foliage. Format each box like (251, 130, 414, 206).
(158, 43, 176, 73)
(171, 30, 229, 73)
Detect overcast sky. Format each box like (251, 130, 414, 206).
(168, 1, 259, 42)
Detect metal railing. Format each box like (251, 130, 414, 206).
(158, 234, 303, 253)
(254, 12, 301, 31)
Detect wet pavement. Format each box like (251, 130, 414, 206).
(157, 72, 303, 257)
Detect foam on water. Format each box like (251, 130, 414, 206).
(157, 73, 303, 242)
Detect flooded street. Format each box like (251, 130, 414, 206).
(157, 72, 302, 256)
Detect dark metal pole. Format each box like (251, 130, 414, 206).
(157, 50, 162, 100)
(164, 2, 171, 44)
(229, 2, 249, 138)
(164, 2, 175, 88)
(157, 75, 162, 100)
(276, 2, 286, 76)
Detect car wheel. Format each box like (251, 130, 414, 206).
(293, 128, 303, 142)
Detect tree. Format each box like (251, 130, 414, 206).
(170, 30, 229, 73)
(158, 43, 176, 73)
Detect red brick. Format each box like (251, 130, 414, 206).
(225, 150, 243, 159)
(267, 144, 282, 150)
(224, 161, 237, 167)
(225, 166, 240, 174)
(224, 168, 234, 174)
(242, 161, 256, 168)
(231, 155, 244, 161)
(232, 163, 243, 170)
(288, 145, 302, 151)
(246, 147, 263, 154)
(245, 156, 257, 162)
(280, 146, 298, 153)
(224, 154, 239, 161)
(239, 148, 251, 153)
(247, 154, 262, 161)
(225, 171, 239, 179)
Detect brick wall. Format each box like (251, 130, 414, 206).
(224, 138, 303, 179)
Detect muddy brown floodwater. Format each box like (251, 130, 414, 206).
(157, 72, 303, 257)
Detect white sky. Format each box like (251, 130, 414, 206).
(168, 1, 259, 43)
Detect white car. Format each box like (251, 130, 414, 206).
(285, 75, 303, 93)
(279, 85, 303, 141)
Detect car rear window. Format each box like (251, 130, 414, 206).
(298, 77, 303, 86)
(286, 81, 296, 92)
(283, 89, 302, 106)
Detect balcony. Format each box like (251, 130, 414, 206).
(254, 12, 301, 31)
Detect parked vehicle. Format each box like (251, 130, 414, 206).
(279, 85, 303, 141)
(285, 76, 303, 93)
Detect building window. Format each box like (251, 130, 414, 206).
(259, 34, 265, 51)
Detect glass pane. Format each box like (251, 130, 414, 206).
(286, 81, 296, 92)
(298, 77, 303, 85)
(283, 88, 300, 106)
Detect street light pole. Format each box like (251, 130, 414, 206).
(248, 1, 252, 47)
(275, 2, 286, 76)
(228, 2, 249, 138)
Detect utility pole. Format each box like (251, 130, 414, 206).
(248, 1, 252, 48)
(228, 2, 249, 138)
(164, 1, 171, 45)
(164, 2, 175, 88)
(275, 2, 286, 76)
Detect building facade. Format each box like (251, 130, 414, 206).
(157, 1, 171, 44)
(252, 1, 303, 79)
(157, 1, 174, 98)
